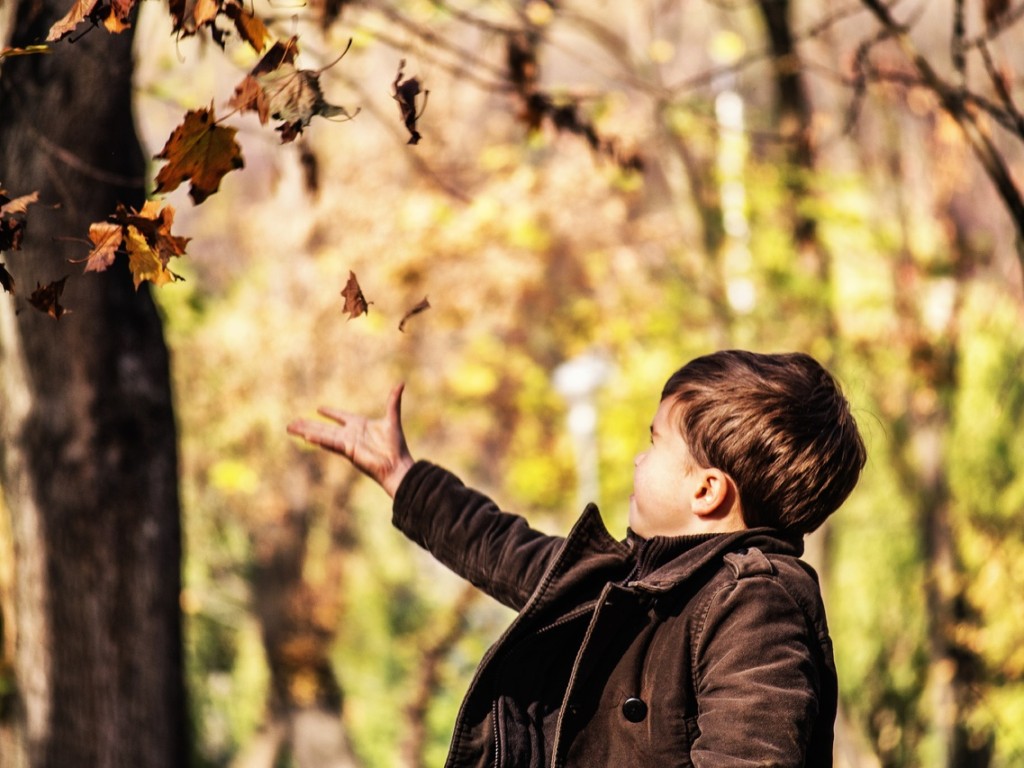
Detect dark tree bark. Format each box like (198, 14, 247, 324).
(0, 3, 187, 766)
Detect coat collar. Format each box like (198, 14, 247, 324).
(625, 526, 804, 593)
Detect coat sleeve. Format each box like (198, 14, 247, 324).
(689, 563, 823, 767)
(391, 460, 566, 611)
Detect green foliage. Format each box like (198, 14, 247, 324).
(136, 4, 1024, 767)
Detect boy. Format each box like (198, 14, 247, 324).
(287, 350, 866, 767)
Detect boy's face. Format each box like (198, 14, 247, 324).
(630, 397, 706, 538)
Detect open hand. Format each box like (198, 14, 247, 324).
(287, 383, 414, 498)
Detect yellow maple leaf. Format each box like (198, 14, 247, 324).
(126, 226, 178, 289)
(153, 106, 244, 204)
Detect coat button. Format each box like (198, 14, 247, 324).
(622, 697, 647, 722)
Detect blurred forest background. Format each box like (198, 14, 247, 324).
(3, 1, 1024, 767)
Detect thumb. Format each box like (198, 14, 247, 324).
(387, 382, 405, 428)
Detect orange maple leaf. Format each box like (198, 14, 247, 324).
(103, 0, 135, 33)
(221, 0, 268, 52)
(192, 0, 220, 29)
(153, 106, 244, 204)
(84, 221, 123, 273)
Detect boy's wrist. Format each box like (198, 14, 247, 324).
(381, 454, 415, 498)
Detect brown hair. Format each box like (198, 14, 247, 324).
(661, 350, 866, 534)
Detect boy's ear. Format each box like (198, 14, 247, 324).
(692, 468, 731, 517)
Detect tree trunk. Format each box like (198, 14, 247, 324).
(0, 2, 187, 766)
(246, 462, 360, 768)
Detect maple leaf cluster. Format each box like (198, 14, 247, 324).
(5, 0, 429, 320)
(1, 188, 75, 319)
(96, 201, 191, 288)
(46, 0, 268, 49)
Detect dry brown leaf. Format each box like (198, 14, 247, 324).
(341, 271, 370, 319)
(28, 277, 70, 320)
(398, 296, 430, 332)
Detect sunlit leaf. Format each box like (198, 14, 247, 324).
(47, 0, 100, 41)
(0, 45, 51, 59)
(84, 221, 124, 273)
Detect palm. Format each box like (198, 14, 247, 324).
(287, 383, 413, 497)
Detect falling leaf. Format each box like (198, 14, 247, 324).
(0, 45, 51, 59)
(83, 221, 124, 273)
(252, 36, 299, 75)
(393, 59, 428, 145)
(170, 0, 210, 35)
(231, 37, 354, 141)
(47, 0, 100, 41)
(192, 0, 220, 29)
(0, 189, 39, 252)
(341, 271, 370, 319)
(28, 277, 70, 320)
(229, 75, 269, 124)
(107, 201, 190, 282)
(154, 106, 244, 204)
(133, 200, 191, 262)
(398, 296, 430, 332)
(1, 264, 14, 294)
(221, 0, 268, 52)
(258, 64, 352, 142)
(103, 0, 135, 33)
(0, 190, 40, 216)
(125, 226, 181, 289)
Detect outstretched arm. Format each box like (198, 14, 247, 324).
(287, 383, 414, 498)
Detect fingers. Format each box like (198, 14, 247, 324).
(316, 406, 350, 425)
(286, 418, 344, 452)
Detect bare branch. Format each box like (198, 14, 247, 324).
(858, 0, 1024, 269)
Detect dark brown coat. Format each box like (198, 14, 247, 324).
(393, 461, 837, 767)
